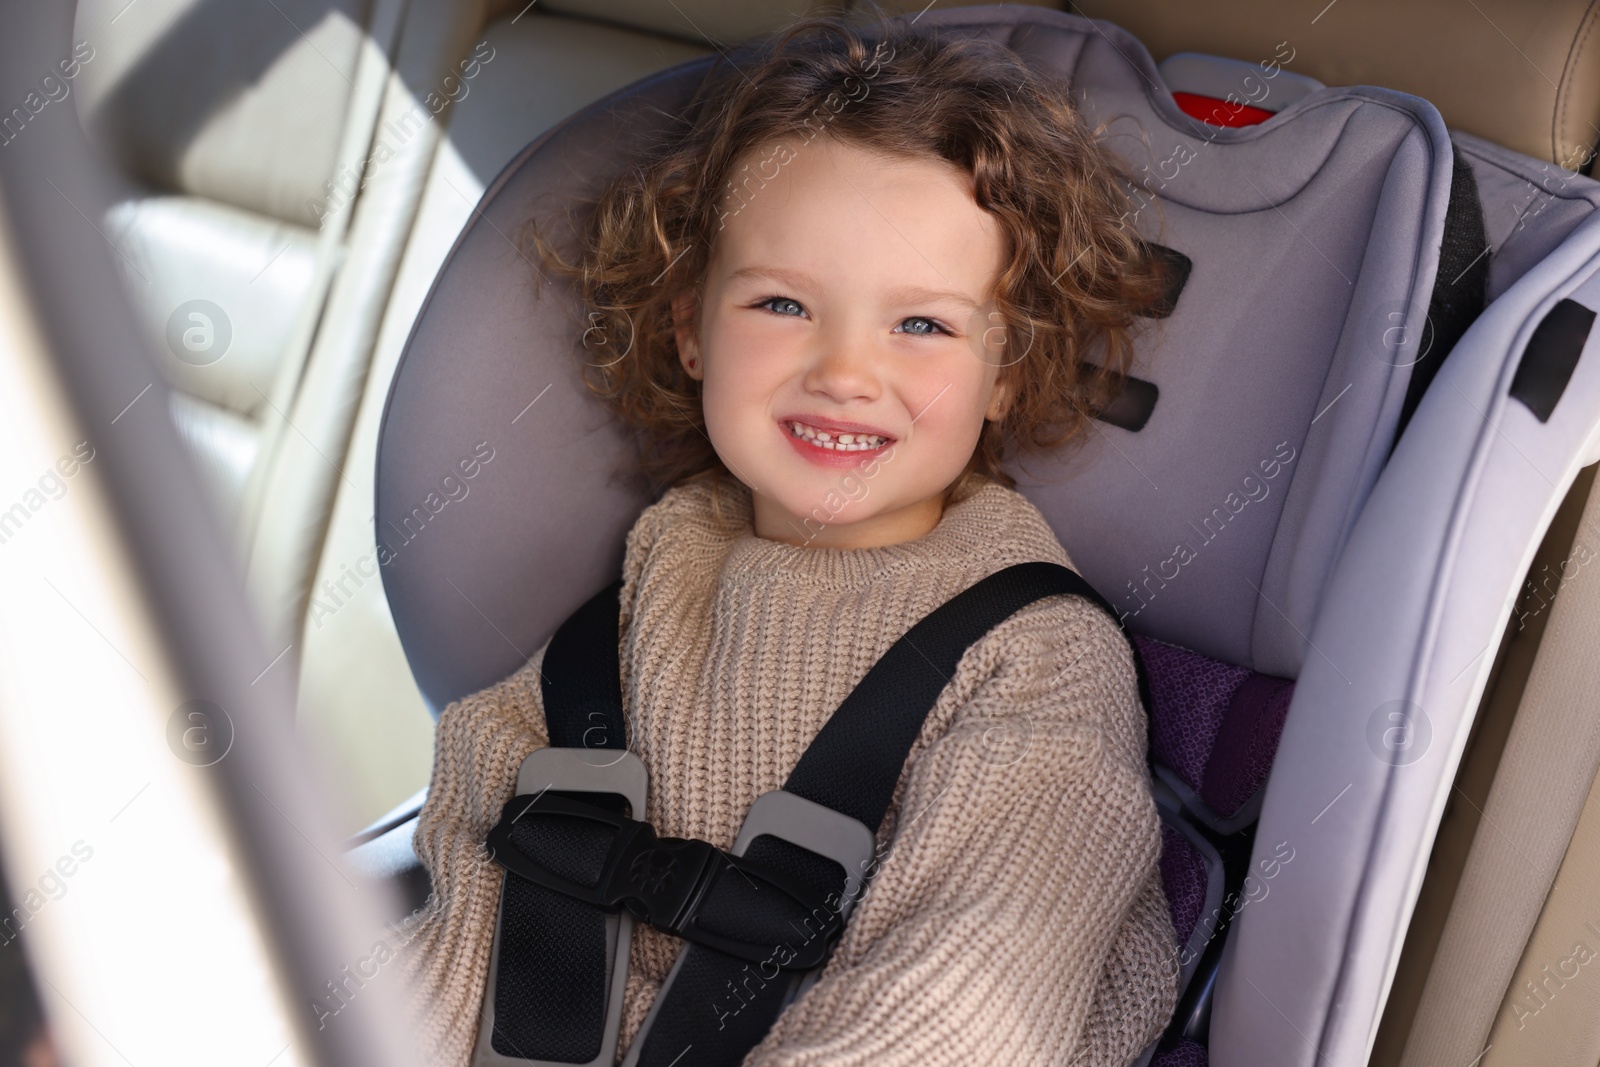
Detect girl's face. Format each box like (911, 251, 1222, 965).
(673, 136, 1012, 549)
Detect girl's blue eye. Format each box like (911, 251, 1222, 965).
(896, 316, 951, 337)
(759, 296, 805, 317)
(753, 299, 950, 337)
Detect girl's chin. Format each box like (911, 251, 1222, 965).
(749, 489, 876, 545)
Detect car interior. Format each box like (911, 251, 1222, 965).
(4, 0, 1600, 1065)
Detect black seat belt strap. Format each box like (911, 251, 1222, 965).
(541, 577, 628, 751)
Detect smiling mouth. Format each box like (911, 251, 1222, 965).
(784, 419, 894, 452)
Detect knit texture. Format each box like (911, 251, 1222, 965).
(398, 476, 1180, 1066)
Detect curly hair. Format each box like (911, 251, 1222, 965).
(525, 8, 1172, 516)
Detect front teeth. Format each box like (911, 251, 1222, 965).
(788, 421, 888, 451)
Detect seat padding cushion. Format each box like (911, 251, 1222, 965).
(1201, 671, 1293, 816)
(1160, 822, 1209, 948)
(1137, 635, 1293, 817)
(1151, 1039, 1208, 1066)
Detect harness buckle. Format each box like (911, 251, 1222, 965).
(471, 748, 646, 1067)
(476, 753, 876, 1067)
(488, 791, 847, 969)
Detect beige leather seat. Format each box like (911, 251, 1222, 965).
(72, 0, 493, 683)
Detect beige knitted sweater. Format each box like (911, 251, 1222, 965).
(398, 476, 1179, 1066)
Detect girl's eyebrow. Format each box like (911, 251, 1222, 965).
(726, 265, 817, 289)
(884, 284, 981, 311)
(727, 264, 980, 310)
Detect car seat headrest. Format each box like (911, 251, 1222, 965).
(1073, 0, 1600, 169)
(376, 6, 1457, 711)
(537, 0, 847, 45)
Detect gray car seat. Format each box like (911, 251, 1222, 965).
(365, 5, 1600, 1065)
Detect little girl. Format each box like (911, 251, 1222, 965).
(400, 12, 1180, 1067)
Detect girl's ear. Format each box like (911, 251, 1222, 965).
(672, 292, 702, 380)
(986, 376, 1013, 422)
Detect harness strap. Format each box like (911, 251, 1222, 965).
(493, 560, 1149, 1065)
(485, 579, 627, 1061)
(541, 577, 628, 751)
(784, 560, 1150, 825)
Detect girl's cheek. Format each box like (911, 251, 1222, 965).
(920, 354, 994, 432)
(731, 324, 807, 385)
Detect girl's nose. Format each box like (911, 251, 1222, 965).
(804, 332, 881, 400)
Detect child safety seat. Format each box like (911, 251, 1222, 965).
(370, 5, 1600, 1065)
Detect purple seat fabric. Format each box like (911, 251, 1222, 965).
(1201, 674, 1294, 816)
(1136, 634, 1251, 796)
(1159, 823, 1208, 946)
(1140, 633, 1295, 1060)
(1134, 634, 1294, 818)
(1151, 1039, 1208, 1067)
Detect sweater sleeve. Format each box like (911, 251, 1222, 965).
(396, 644, 552, 1067)
(742, 593, 1177, 1067)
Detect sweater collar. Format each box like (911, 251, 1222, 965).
(703, 478, 1036, 588)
